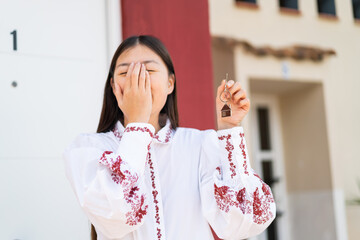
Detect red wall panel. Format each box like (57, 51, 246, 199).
(121, 0, 215, 131)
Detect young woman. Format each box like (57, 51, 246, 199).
(63, 35, 276, 240)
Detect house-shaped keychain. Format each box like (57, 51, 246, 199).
(221, 103, 231, 117)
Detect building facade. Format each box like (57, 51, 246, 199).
(210, 0, 360, 239)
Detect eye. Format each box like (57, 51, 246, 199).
(119, 70, 155, 76)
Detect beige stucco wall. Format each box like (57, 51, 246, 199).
(280, 82, 332, 192)
(209, 0, 360, 239)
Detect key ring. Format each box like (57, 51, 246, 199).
(220, 73, 232, 104)
(220, 73, 232, 118)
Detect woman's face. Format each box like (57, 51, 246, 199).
(111, 44, 175, 117)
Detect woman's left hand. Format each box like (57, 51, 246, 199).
(216, 79, 250, 130)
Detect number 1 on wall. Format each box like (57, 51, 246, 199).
(10, 30, 17, 51)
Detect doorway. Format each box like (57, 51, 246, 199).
(248, 93, 291, 240)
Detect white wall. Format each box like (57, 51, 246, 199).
(0, 0, 120, 239)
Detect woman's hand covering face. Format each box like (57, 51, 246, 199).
(112, 61, 152, 123)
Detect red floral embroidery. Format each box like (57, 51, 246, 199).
(99, 151, 148, 226)
(253, 172, 275, 223)
(112, 125, 153, 141)
(214, 172, 275, 224)
(125, 189, 149, 226)
(147, 144, 163, 240)
(216, 166, 221, 175)
(239, 132, 249, 175)
(253, 173, 275, 202)
(218, 134, 237, 178)
(214, 185, 232, 212)
(109, 121, 170, 238)
(124, 126, 154, 137)
(236, 187, 252, 214)
(262, 182, 273, 199)
(165, 127, 172, 142)
(216, 130, 275, 224)
(112, 123, 173, 144)
(252, 187, 274, 224)
(153, 127, 173, 143)
(112, 128, 122, 140)
(157, 228, 162, 239)
(214, 184, 252, 214)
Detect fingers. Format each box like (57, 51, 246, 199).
(233, 89, 247, 103)
(139, 64, 146, 90)
(227, 80, 240, 96)
(224, 80, 246, 100)
(217, 79, 247, 103)
(131, 62, 141, 89)
(145, 70, 151, 92)
(216, 79, 239, 96)
(125, 62, 135, 89)
(239, 98, 250, 110)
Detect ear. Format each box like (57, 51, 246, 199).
(167, 74, 175, 95)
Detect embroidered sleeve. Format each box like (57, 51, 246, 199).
(198, 126, 276, 239)
(63, 122, 155, 239)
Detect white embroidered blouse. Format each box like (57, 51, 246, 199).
(63, 117, 276, 240)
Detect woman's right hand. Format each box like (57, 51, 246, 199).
(112, 62, 152, 123)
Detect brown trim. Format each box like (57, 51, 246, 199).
(212, 36, 337, 62)
(235, 1, 259, 10)
(279, 7, 301, 16)
(318, 13, 338, 21)
(355, 19, 360, 25)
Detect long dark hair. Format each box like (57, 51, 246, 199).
(92, 35, 179, 239)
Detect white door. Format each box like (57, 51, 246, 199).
(248, 93, 291, 240)
(0, 0, 115, 239)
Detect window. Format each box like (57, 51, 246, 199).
(279, 0, 298, 10)
(235, 0, 258, 9)
(236, 0, 257, 3)
(257, 108, 271, 150)
(353, 0, 360, 20)
(317, 0, 336, 16)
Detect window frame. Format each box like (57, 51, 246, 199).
(235, 0, 259, 9)
(353, 0, 360, 21)
(317, 0, 338, 20)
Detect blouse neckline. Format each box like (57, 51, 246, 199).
(112, 117, 175, 144)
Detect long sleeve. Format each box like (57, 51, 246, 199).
(199, 126, 276, 240)
(63, 122, 155, 239)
